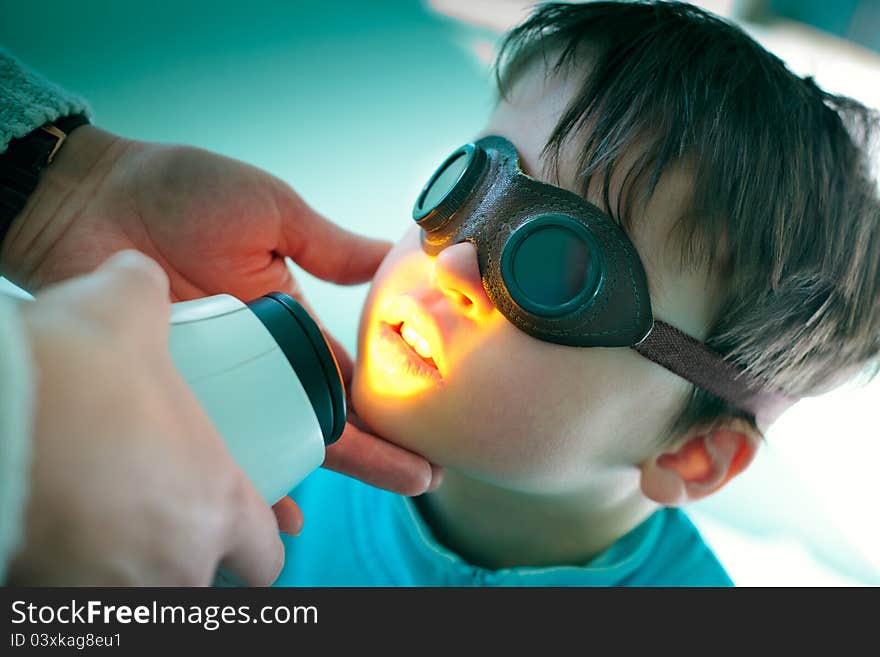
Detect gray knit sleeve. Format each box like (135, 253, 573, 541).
(0, 49, 89, 581)
(0, 49, 92, 153)
(0, 295, 34, 583)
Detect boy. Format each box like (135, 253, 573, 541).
(275, 1, 880, 586)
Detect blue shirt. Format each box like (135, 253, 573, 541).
(274, 468, 733, 587)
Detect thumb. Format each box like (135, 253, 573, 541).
(74, 250, 171, 337)
(95, 249, 169, 297)
(274, 185, 391, 284)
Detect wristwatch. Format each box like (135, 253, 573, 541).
(0, 113, 90, 248)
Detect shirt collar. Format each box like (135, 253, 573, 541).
(376, 493, 669, 586)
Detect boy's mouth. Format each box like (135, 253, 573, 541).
(391, 321, 438, 370)
(377, 294, 447, 377)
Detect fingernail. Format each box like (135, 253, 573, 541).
(427, 464, 445, 492)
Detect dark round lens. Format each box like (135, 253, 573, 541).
(502, 216, 602, 316)
(412, 144, 487, 227)
(417, 151, 469, 215)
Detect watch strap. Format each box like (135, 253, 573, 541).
(0, 113, 90, 248)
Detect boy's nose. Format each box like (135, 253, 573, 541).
(432, 241, 492, 318)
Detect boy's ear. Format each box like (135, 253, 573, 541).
(639, 422, 760, 507)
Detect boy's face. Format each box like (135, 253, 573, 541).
(352, 62, 727, 495)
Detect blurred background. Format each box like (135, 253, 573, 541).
(1, 0, 877, 585)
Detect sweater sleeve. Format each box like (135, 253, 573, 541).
(0, 48, 92, 152)
(0, 295, 34, 583)
(0, 49, 91, 582)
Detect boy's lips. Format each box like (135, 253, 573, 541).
(375, 323, 443, 384)
(379, 293, 452, 377)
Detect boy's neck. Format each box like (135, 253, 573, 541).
(414, 469, 658, 570)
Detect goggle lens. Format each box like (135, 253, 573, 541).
(412, 144, 487, 226)
(502, 216, 602, 316)
(512, 227, 591, 305)
(416, 151, 468, 216)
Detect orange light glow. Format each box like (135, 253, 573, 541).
(360, 252, 501, 399)
(401, 324, 433, 360)
(362, 255, 442, 398)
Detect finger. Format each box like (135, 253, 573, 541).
(220, 476, 285, 587)
(427, 463, 445, 492)
(271, 258, 355, 385)
(274, 188, 392, 284)
(273, 256, 305, 299)
(73, 250, 171, 336)
(324, 331, 354, 387)
(272, 496, 304, 536)
(96, 249, 170, 298)
(323, 423, 436, 496)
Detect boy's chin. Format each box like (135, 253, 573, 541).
(350, 366, 447, 462)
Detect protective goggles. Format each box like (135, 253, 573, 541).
(411, 135, 794, 427)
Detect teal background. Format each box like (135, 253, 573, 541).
(0, 0, 495, 351)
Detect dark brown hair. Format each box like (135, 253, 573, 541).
(495, 1, 880, 438)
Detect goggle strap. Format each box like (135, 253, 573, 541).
(632, 320, 797, 429)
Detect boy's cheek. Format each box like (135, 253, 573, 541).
(350, 354, 587, 490)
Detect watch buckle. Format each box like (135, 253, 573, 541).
(39, 123, 67, 164)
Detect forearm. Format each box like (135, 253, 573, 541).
(0, 49, 108, 287)
(0, 295, 35, 583)
(0, 124, 126, 288)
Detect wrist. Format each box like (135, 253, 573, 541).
(0, 125, 130, 289)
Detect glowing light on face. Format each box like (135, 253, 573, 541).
(360, 243, 505, 400)
(400, 324, 433, 361)
(362, 254, 444, 398)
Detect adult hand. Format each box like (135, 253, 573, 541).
(10, 251, 283, 585)
(0, 125, 443, 499)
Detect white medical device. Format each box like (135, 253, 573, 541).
(168, 292, 346, 504)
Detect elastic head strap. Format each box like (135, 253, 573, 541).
(632, 320, 797, 429)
